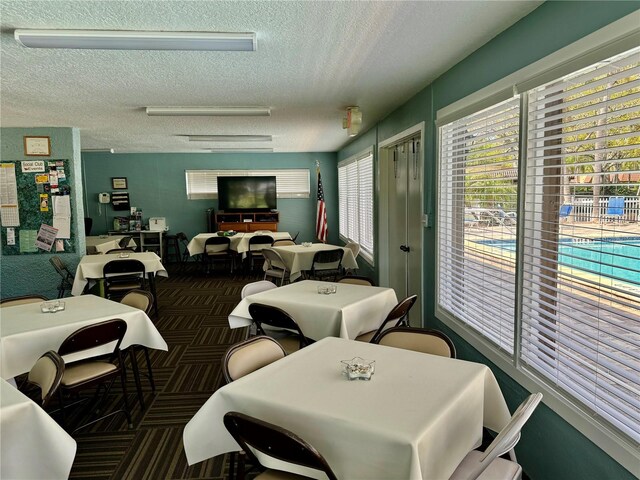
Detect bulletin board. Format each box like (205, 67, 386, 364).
(0, 159, 75, 255)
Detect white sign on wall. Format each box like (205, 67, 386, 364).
(20, 161, 45, 173)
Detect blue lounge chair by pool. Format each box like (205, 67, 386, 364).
(601, 196, 625, 223)
(559, 204, 573, 222)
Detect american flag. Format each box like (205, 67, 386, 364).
(316, 166, 328, 243)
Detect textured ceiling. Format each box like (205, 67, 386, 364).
(0, 1, 542, 153)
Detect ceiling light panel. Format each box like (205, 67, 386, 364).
(146, 106, 270, 116)
(14, 30, 256, 51)
(187, 135, 272, 142)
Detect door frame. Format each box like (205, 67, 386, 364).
(377, 122, 425, 323)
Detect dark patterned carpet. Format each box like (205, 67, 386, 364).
(68, 262, 259, 480)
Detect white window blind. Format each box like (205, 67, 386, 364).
(438, 96, 521, 353)
(185, 169, 310, 200)
(338, 151, 374, 261)
(522, 47, 640, 442)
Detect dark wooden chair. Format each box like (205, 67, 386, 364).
(224, 411, 338, 480)
(355, 294, 418, 343)
(57, 319, 133, 432)
(248, 303, 313, 355)
(246, 235, 274, 272)
(49, 256, 75, 298)
(103, 259, 145, 300)
(120, 289, 156, 408)
(23, 350, 65, 407)
(373, 326, 456, 358)
(203, 236, 233, 273)
(308, 248, 344, 281)
(1, 294, 48, 307)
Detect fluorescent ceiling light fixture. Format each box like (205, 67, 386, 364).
(81, 148, 115, 153)
(146, 106, 270, 116)
(186, 135, 272, 142)
(208, 148, 274, 153)
(14, 29, 256, 51)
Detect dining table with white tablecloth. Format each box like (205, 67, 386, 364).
(228, 280, 398, 340)
(186, 231, 292, 257)
(71, 251, 167, 296)
(269, 243, 358, 281)
(85, 235, 138, 254)
(0, 295, 167, 380)
(1, 378, 77, 480)
(183, 337, 512, 480)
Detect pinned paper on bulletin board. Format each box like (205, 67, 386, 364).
(35, 224, 58, 251)
(35, 174, 49, 184)
(40, 194, 49, 212)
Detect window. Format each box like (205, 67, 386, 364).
(185, 169, 310, 200)
(338, 150, 374, 262)
(438, 46, 640, 446)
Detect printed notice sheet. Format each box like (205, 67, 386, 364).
(35, 224, 58, 251)
(19, 230, 37, 253)
(0, 163, 20, 226)
(52, 195, 71, 238)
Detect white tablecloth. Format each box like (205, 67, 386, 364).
(270, 243, 358, 281)
(187, 232, 292, 256)
(228, 280, 398, 340)
(71, 252, 168, 296)
(86, 235, 137, 254)
(0, 295, 168, 379)
(183, 337, 511, 479)
(1, 379, 77, 480)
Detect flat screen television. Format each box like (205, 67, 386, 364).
(217, 176, 277, 212)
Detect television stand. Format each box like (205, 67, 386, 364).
(215, 211, 279, 232)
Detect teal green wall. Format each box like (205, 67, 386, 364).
(338, 2, 639, 479)
(1, 127, 84, 300)
(82, 152, 338, 245)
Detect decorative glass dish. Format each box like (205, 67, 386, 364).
(317, 284, 337, 295)
(341, 357, 375, 380)
(41, 301, 65, 313)
(301, 242, 312, 247)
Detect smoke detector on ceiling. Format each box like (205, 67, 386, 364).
(342, 107, 362, 137)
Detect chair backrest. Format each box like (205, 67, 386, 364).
(106, 248, 136, 254)
(103, 259, 145, 278)
(241, 280, 278, 298)
(27, 350, 65, 407)
(345, 241, 360, 259)
(337, 275, 375, 286)
(262, 248, 287, 271)
(120, 289, 154, 315)
(311, 249, 344, 271)
(176, 232, 189, 243)
(468, 393, 543, 479)
(272, 239, 296, 247)
(374, 326, 456, 358)
(291, 232, 300, 243)
(0, 294, 48, 307)
(118, 236, 133, 248)
(223, 412, 338, 480)
(607, 196, 625, 215)
(249, 235, 274, 252)
(49, 256, 74, 280)
(84, 217, 93, 236)
(204, 236, 230, 253)
(559, 204, 573, 218)
(58, 319, 128, 358)
(222, 336, 286, 383)
(248, 303, 312, 348)
(370, 295, 418, 343)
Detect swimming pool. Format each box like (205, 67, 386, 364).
(476, 237, 640, 285)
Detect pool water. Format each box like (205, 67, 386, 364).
(477, 238, 640, 285)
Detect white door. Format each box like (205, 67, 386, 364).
(379, 125, 424, 326)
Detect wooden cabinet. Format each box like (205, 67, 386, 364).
(215, 211, 279, 232)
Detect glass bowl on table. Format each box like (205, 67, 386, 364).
(341, 357, 375, 380)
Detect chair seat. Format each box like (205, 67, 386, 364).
(449, 450, 522, 480)
(354, 330, 376, 342)
(265, 267, 286, 278)
(62, 361, 118, 387)
(107, 281, 143, 291)
(256, 469, 312, 480)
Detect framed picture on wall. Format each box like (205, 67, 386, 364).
(23, 136, 51, 156)
(111, 177, 128, 189)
